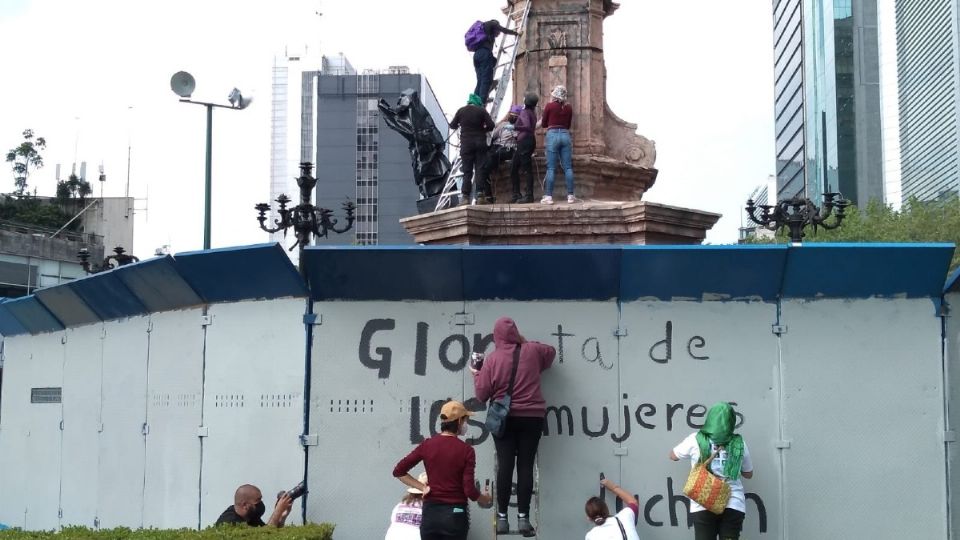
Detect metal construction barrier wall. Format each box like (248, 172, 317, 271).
(0, 243, 956, 540)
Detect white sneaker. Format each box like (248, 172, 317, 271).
(567, 194, 579, 203)
(540, 195, 554, 205)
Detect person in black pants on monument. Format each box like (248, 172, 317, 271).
(472, 317, 555, 537)
(449, 94, 495, 205)
(511, 93, 539, 203)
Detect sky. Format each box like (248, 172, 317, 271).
(0, 0, 778, 255)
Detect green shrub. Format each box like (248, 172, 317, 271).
(0, 524, 335, 540)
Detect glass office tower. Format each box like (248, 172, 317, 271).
(896, 0, 960, 203)
(772, 0, 884, 206)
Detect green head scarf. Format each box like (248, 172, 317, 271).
(696, 402, 745, 480)
(468, 93, 483, 107)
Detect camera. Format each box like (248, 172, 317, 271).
(469, 352, 485, 371)
(285, 481, 307, 500)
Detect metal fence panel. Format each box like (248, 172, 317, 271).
(60, 324, 104, 528)
(0, 333, 64, 530)
(96, 317, 150, 528)
(949, 292, 959, 540)
(780, 299, 947, 539)
(199, 299, 306, 527)
(142, 309, 204, 528)
(619, 301, 781, 540)
(466, 301, 622, 540)
(307, 301, 464, 538)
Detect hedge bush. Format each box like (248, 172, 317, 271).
(0, 524, 335, 540)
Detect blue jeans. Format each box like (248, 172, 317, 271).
(544, 129, 574, 196)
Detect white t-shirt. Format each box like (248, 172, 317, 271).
(384, 502, 422, 540)
(584, 506, 641, 540)
(672, 432, 753, 513)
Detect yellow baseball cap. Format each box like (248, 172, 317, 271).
(440, 400, 475, 421)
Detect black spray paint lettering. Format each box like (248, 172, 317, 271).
(409, 396, 490, 446)
(649, 321, 710, 363)
(359, 319, 493, 378)
(543, 398, 746, 440)
(551, 324, 575, 363)
(635, 478, 767, 534)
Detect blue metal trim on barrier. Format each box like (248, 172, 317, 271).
(175, 243, 307, 303)
(782, 243, 955, 299)
(304, 246, 463, 301)
(3, 296, 63, 334)
(0, 302, 28, 337)
(620, 245, 787, 302)
(462, 246, 621, 300)
(114, 255, 204, 312)
(946, 266, 960, 294)
(67, 269, 148, 320)
(34, 285, 101, 327)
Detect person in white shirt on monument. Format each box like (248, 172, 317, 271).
(583, 476, 641, 540)
(384, 471, 427, 540)
(670, 402, 754, 540)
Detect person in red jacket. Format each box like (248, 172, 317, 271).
(472, 317, 556, 537)
(393, 400, 493, 540)
(540, 85, 577, 204)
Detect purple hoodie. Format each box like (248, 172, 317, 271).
(474, 317, 555, 417)
(514, 108, 537, 142)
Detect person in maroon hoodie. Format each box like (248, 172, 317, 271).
(393, 400, 493, 540)
(472, 317, 556, 536)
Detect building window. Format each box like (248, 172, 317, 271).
(355, 73, 380, 245)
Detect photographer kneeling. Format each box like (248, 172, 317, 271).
(216, 484, 294, 527)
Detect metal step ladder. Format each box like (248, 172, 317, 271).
(435, 1, 532, 211)
(492, 454, 540, 538)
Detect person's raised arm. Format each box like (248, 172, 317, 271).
(267, 494, 293, 527)
(600, 477, 637, 508)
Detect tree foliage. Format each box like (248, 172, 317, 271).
(0, 524, 335, 540)
(0, 195, 76, 230)
(5, 129, 46, 196)
(56, 173, 93, 203)
(747, 196, 960, 274)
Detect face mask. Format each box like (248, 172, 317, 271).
(458, 419, 468, 436)
(249, 501, 266, 522)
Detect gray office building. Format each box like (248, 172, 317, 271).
(307, 64, 447, 245)
(773, 0, 884, 206)
(896, 0, 960, 202)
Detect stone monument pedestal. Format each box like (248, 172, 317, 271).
(401, 201, 720, 245)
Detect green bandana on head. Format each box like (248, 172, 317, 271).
(696, 402, 745, 480)
(468, 94, 483, 107)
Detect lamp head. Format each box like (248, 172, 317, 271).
(228, 88, 253, 109)
(170, 71, 196, 98)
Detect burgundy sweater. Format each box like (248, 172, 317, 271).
(393, 435, 481, 504)
(541, 101, 573, 129)
(474, 317, 556, 417)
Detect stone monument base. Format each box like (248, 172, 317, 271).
(400, 201, 720, 245)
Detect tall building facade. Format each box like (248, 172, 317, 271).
(896, 0, 960, 202)
(773, 0, 885, 207)
(313, 63, 447, 245)
(269, 47, 328, 249)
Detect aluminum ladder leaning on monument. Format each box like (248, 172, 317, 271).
(435, 1, 532, 211)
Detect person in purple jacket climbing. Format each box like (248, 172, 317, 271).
(472, 317, 555, 537)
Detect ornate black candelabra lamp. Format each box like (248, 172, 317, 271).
(78, 246, 140, 274)
(255, 162, 356, 261)
(745, 193, 851, 243)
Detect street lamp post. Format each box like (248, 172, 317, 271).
(170, 71, 252, 250)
